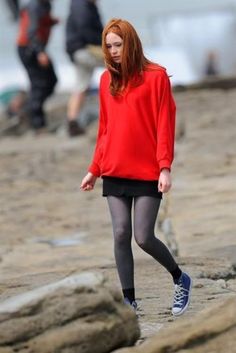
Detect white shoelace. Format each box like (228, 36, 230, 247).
(173, 283, 189, 306)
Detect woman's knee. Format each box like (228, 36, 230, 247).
(134, 230, 153, 250)
(113, 225, 131, 246)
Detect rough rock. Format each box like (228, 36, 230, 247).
(0, 272, 140, 353)
(113, 296, 236, 353)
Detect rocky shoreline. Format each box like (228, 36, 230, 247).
(0, 85, 235, 351)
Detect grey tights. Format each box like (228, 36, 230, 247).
(107, 196, 178, 289)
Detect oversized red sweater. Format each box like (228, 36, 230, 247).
(89, 65, 176, 180)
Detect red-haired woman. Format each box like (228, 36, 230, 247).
(81, 18, 192, 316)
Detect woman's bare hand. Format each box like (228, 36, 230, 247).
(158, 168, 172, 193)
(80, 172, 97, 191)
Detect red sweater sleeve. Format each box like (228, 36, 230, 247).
(156, 71, 176, 171)
(88, 74, 107, 177)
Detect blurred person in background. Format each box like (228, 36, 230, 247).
(5, 0, 20, 20)
(16, 0, 58, 134)
(65, 0, 103, 137)
(205, 50, 219, 77)
(81, 18, 192, 316)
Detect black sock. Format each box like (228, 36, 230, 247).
(170, 266, 182, 284)
(122, 288, 135, 303)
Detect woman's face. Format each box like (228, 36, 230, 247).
(105, 32, 123, 64)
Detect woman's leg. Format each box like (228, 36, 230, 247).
(133, 196, 192, 316)
(133, 196, 181, 277)
(107, 196, 134, 292)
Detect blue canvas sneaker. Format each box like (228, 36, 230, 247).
(124, 297, 138, 311)
(172, 272, 192, 316)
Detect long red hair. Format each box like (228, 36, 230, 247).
(102, 18, 154, 96)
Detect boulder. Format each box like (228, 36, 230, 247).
(0, 272, 140, 353)
(113, 296, 236, 353)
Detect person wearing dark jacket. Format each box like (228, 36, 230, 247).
(65, 0, 103, 137)
(17, 0, 58, 132)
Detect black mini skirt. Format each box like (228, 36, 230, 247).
(102, 176, 162, 199)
